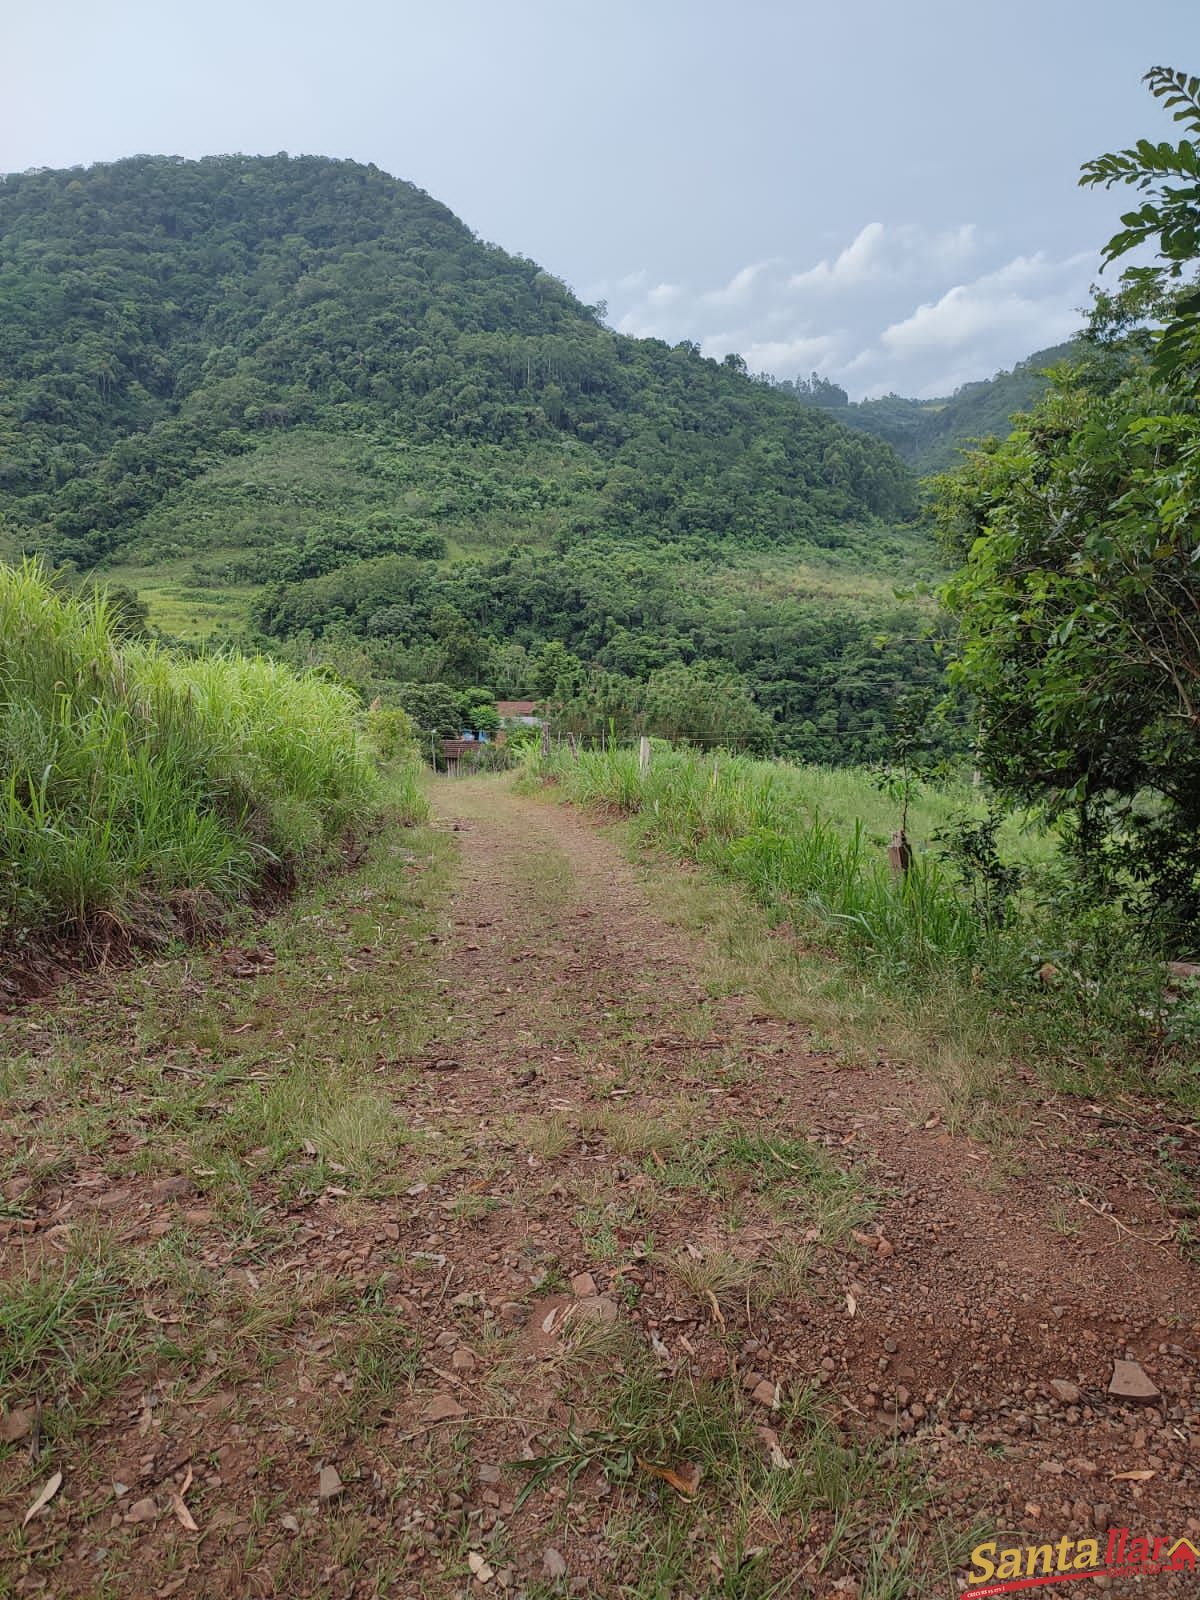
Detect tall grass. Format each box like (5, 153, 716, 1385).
(0, 560, 383, 941)
(526, 745, 982, 977)
(524, 743, 1193, 1106)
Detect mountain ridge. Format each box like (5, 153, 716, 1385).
(1, 153, 949, 763)
(770, 341, 1081, 476)
(0, 152, 914, 565)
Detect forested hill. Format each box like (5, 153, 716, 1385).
(774, 342, 1081, 477)
(0, 154, 946, 767)
(0, 153, 913, 565)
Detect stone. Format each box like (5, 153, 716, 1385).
(1050, 1379, 1082, 1404)
(575, 1295, 618, 1323)
(543, 1547, 567, 1578)
(424, 1394, 467, 1422)
(149, 1175, 195, 1202)
(318, 1465, 343, 1499)
(1108, 1360, 1160, 1403)
(468, 1551, 495, 1583)
(125, 1497, 158, 1523)
(570, 1272, 598, 1298)
(751, 1379, 778, 1408)
(0, 1408, 33, 1443)
(452, 1347, 477, 1372)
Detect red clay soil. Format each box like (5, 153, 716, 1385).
(2, 777, 1198, 1598)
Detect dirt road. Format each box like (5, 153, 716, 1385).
(3, 776, 1198, 1597)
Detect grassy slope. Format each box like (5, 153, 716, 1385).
(93, 430, 599, 639)
(0, 561, 400, 943)
(92, 428, 940, 644)
(526, 745, 1197, 1116)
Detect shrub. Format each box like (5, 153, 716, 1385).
(0, 560, 381, 941)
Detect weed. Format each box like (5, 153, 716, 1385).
(660, 1246, 755, 1314)
(525, 742, 1197, 1110)
(524, 1113, 575, 1161)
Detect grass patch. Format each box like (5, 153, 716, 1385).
(579, 1103, 692, 1158)
(0, 558, 397, 943)
(0, 1244, 139, 1415)
(660, 1246, 755, 1313)
(524, 744, 1197, 1111)
(514, 1358, 954, 1598)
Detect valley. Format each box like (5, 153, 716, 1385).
(5, 52, 1200, 1598)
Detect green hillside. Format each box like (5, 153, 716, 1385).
(0, 154, 942, 762)
(776, 342, 1081, 476)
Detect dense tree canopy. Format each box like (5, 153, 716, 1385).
(0, 154, 944, 764)
(937, 67, 1200, 939)
(0, 154, 914, 568)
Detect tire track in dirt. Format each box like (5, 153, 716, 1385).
(412, 776, 1200, 1585)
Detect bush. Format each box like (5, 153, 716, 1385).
(0, 560, 382, 941)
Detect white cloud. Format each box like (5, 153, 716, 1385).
(596, 226, 1094, 398)
(739, 333, 840, 373)
(788, 222, 887, 291)
(872, 249, 1094, 393)
(702, 260, 771, 307)
(788, 221, 978, 294)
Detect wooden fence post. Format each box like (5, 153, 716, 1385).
(887, 828, 912, 877)
(638, 735, 650, 778)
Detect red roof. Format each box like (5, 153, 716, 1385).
(495, 700, 539, 716)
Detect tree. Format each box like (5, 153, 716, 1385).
(1080, 66, 1200, 392)
(395, 681, 463, 738)
(936, 65, 1200, 940)
(641, 662, 774, 754)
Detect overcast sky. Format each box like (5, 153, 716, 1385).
(6, 1, 1197, 397)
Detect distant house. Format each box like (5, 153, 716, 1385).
(495, 699, 540, 723)
(494, 699, 542, 745)
(440, 702, 543, 771)
(440, 736, 485, 776)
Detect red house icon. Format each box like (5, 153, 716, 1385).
(1167, 1538, 1199, 1571)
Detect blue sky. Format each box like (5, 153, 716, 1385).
(6, 0, 1197, 396)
